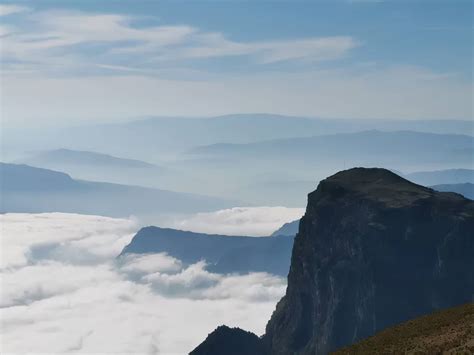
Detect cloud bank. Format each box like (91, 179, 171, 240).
(0, 213, 286, 354)
(160, 206, 305, 236)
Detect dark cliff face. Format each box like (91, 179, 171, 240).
(190, 168, 474, 355)
(263, 168, 474, 354)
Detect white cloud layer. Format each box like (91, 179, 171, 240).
(161, 206, 305, 236)
(0, 213, 286, 354)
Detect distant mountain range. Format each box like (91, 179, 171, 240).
(0, 163, 237, 222)
(404, 168, 474, 185)
(4, 115, 473, 205)
(190, 130, 473, 167)
(20, 148, 157, 168)
(16, 149, 164, 188)
(192, 168, 474, 354)
(11, 145, 474, 207)
(5, 114, 473, 163)
(432, 183, 474, 200)
(119, 226, 294, 276)
(178, 130, 474, 204)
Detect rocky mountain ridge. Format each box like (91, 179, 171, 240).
(191, 168, 474, 354)
(120, 226, 294, 276)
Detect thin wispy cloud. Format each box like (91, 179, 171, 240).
(0, 4, 30, 16)
(1, 8, 358, 76)
(157, 32, 358, 64)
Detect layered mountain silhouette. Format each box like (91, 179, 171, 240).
(432, 183, 474, 200)
(190, 130, 473, 167)
(192, 168, 474, 354)
(1, 163, 236, 221)
(183, 130, 474, 204)
(120, 226, 294, 276)
(17, 149, 164, 188)
(405, 168, 474, 186)
(7, 115, 472, 162)
(20, 148, 157, 168)
(7, 122, 473, 205)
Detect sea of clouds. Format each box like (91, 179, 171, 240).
(0, 209, 297, 354)
(160, 206, 305, 236)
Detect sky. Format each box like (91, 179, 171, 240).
(0, 0, 472, 127)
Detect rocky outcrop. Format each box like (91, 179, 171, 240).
(191, 168, 474, 354)
(190, 326, 267, 355)
(264, 168, 474, 354)
(120, 227, 294, 276)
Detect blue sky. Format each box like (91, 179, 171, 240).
(1, 1, 472, 126)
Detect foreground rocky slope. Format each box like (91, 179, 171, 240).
(192, 168, 474, 354)
(333, 303, 474, 354)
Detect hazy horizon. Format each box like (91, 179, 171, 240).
(1, 1, 472, 128)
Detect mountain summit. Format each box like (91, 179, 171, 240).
(192, 168, 474, 354)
